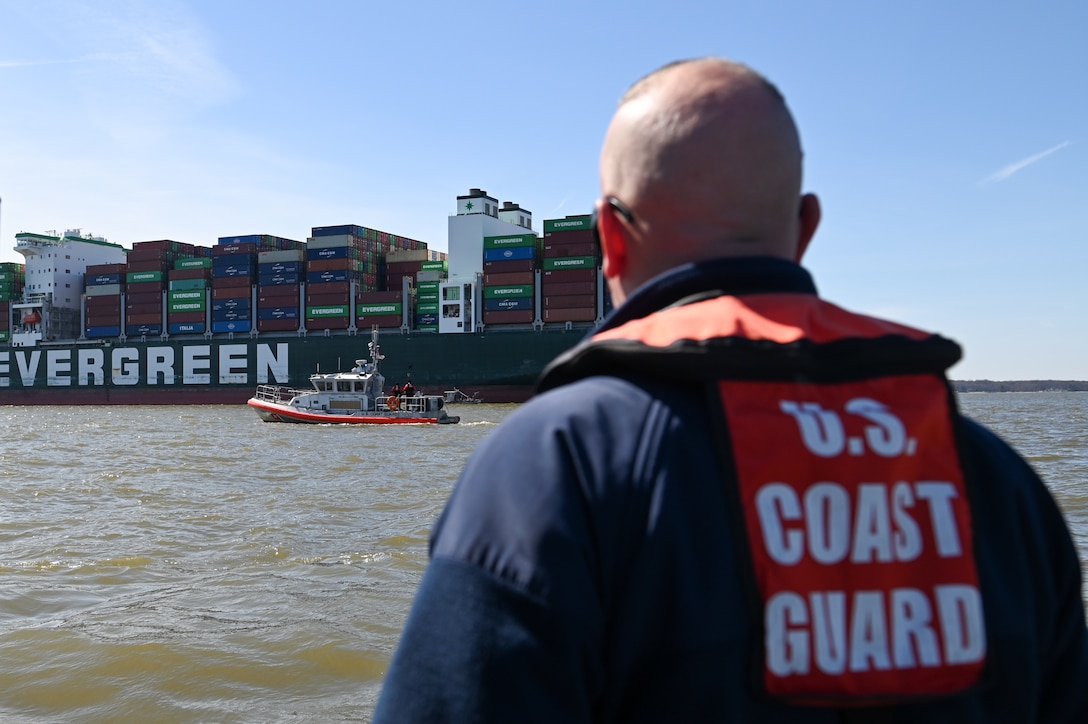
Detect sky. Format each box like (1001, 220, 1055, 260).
(1, 0, 1085, 381)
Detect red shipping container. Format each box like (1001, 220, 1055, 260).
(85, 295, 122, 309)
(169, 267, 211, 280)
(125, 290, 163, 305)
(306, 291, 351, 306)
(357, 290, 403, 303)
(306, 281, 350, 295)
(305, 316, 350, 330)
(258, 318, 301, 332)
(87, 263, 127, 275)
(127, 281, 165, 294)
(213, 286, 253, 300)
(86, 312, 121, 324)
(543, 229, 595, 243)
(258, 284, 300, 302)
(126, 302, 162, 315)
(541, 268, 596, 284)
(127, 249, 172, 263)
(483, 271, 535, 286)
(126, 259, 168, 272)
(212, 275, 252, 289)
(167, 311, 205, 323)
(539, 281, 596, 296)
(482, 309, 535, 325)
(385, 260, 425, 275)
(355, 314, 403, 328)
(544, 307, 597, 323)
(544, 294, 596, 309)
(384, 273, 415, 291)
(483, 259, 537, 273)
(308, 258, 360, 272)
(126, 312, 163, 324)
(542, 241, 600, 259)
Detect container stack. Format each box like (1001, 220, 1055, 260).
(540, 216, 599, 324)
(167, 256, 212, 334)
(84, 262, 126, 337)
(307, 224, 430, 332)
(481, 232, 538, 326)
(213, 234, 302, 334)
(124, 240, 201, 336)
(257, 248, 305, 333)
(415, 260, 447, 331)
(0, 262, 26, 342)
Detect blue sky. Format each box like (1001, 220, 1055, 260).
(1, 1, 1085, 380)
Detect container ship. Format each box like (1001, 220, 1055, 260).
(0, 189, 609, 405)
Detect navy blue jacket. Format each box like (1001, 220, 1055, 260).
(374, 258, 1088, 723)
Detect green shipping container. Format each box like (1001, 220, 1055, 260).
(357, 302, 403, 315)
(176, 258, 213, 269)
(169, 290, 205, 302)
(417, 292, 439, 303)
(421, 260, 449, 271)
(544, 216, 592, 234)
(484, 284, 534, 299)
(483, 233, 537, 250)
(169, 279, 208, 291)
(0, 331, 8, 342)
(307, 305, 350, 317)
(416, 281, 441, 292)
(416, 303, 440, 314)
(169, 300, 206, 313)
(543, 256, 597, 271)
(128, 270, 164, 283)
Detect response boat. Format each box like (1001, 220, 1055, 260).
(246, 328, 459, 424)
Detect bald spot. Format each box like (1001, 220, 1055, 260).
(600, 58, 805, 266)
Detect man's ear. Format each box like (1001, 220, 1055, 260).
(598, 199, 628, 281)
(794, 193, 821, 262)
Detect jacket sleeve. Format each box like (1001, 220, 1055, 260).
(373, 378, 658, 723)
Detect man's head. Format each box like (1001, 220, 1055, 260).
(597, 57, 821, 305)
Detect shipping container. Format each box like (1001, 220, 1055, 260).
(543, 216, 593, 234)
(212, 297, 251, 312)
(212, 309, 251, 322)
(355, 314, 403, 328)
(483, 271, 535, 286)
(306, 291, 351, 307)
(175, 257, 213, 269)
(257, 272, 301, 286)
(212, 242, 258, 257)
(211, 276, 252, 290)
(86, 325, 122, 338)
(305, 316, 350, 331)
(212, 260, 256, 278)
(257, 284, 301, 301)
(87, 273, 124, 286)
(127, 270, 164, 284)
(168, 322, 206, 334)
(166, 311, 205, 324)
(541, 268, 597, 284)
(542, 256, 598, 271)
(257, 260, 303, 275)
(211, 320, 251, 333)
(127, 324, 164, 336)
(86, 284, 124, 297)
(484, 297, 534, 312)
(544, 294, 597, 309)
(483, 246, 536, 263)
(213, 285, 254, 299)
(544, 307, 597, 323)
(483, 285, 534, 299)
(168, 279, 208, 291)
(126, 312, 163, 325)
(168, 267, 212, 280)
(483, 233, 537, 250)
(482, 309, 535, 325)
(126, 290, 164, 305)
(257, 318, 300, 332)
(542, 241, 599, 259)
(540, 280, 596, 296)
(257, 306, 300, 320)
(483, 258, 537, 272)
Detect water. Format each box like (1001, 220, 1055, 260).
(0, 394, 1085, 721)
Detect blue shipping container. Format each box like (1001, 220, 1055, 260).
(87, 273, 123, 286)
(86, 325, 121, 338)
(306, 270, 352, 284)
(306, 245, 352, 260)
(257, 306, 301, 320)
(484, 297, 534, 312)
(212, 309, 251, 322)
(258, 272, 301, 286)
(212, 297, 252, 312)
(483, 246, 536, 262)
(217, 234, 262, 246)
(311, 225, 358, 237)
(257, 261, 303, 275)
(212, 320, 251, 333)
(126, 324, 163, 336)
(169, 322, 206, 334)
(415, 313, 439, 327)
(212, 261, 256, 277)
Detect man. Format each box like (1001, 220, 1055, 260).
(374, 58, 1088, 722)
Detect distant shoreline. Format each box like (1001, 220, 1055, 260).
(952, 381, 1088, 393)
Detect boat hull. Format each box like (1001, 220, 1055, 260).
(246, 397, 459, 424)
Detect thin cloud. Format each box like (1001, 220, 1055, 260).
(0, 58, 86, 68)
(981, 141, 1071, 184)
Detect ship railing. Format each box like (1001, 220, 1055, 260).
(254, 384, 308, 403)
